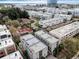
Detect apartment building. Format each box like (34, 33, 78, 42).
(28, 11, 53, 20)
(54, 14, 72, 21)
(0, 25, 12, 41)
(39, 17, 64, 28)
(0, 39, 16, 58)
(35, 30, 59, 53)
(20, 34, 48, 59)
(68, 8, 79, 17)
(49, 22, 79, 43)
(0, 25, 23, 59)
(1, 51, 23, 59)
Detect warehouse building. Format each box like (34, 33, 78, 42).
(49, 22, 79, 43)
(35, 30, 59, 54)
(20, 34, 48, 59)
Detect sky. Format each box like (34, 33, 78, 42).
(0, 0, 79, 4)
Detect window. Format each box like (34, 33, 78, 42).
(8, 35, 11, 38)
(1, 35, 7, 39)
(0, 49, 6, 58)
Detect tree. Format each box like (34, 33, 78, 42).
(14, 8, 22, 18)
(5, 19, 13, 25)
(53, 44, 64, 57)
(0, 9, 7, 15)
(0, 7, 30, 20)
(7, 8, 19, 20)
(21, 10, 29, 19)
(12, 20, 20, 28)
(63, 38, 79, 57)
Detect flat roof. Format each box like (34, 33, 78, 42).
(0, 30, 11, 36)
(30, 42, 47, 53)
(49, 22, 79, 39)
(21, 34, 40, 47)
(21, 34, 47, 53)
(0, 25, 11, 36)
(25, 38, 40, 47)
(39, 17, 64, 26)
(0, 25, 7, 32)
(1, 51, 23, 59)
(54, 14, 72, 20)
(35, 30, 58, 44)
(0, 39, 14, 49)
(20, 34, 34, 41)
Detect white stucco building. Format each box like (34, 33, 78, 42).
(20, 34, 48, 59)
(0, 25, 12, 41)
(49, 22, 79, 43)
(39, 17, 64, 28)
(35, 30, 59, 53)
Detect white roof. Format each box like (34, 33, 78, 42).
(0, 39, 14, 49)
(49, 22, 79, 39)
(21, 34, 47, 53)
(39, 17, 64, 28)
(0, 25, 11, 36)
(54, 14, 72, 20)
(35, 30, 45, 36)
(35, 30, 58, 44)
(1, 51, 23, 59)
(20, 34, 34, 41)
(28, 10, 52, 18)
(25, 38, 40, 47)
(0, 30, 11, 36)
(0, 25, 7, 30)
(21, 34, 40, 47)
(30, 42, 47, 53)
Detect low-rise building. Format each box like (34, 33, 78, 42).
(52, 8, 68, 14)
(0, 39, 16, 58)
(54, 14, 72, 21)
(71, 8, 79, 17)
(39, 17, 64, 28)
(20, 34, 48, 59)
(17, 28, 33, 35)
(0, 25, 12, 41)
(28, 11, 53, 20)
(1, 51, 23, 59)
(49, 22, 79, 43)
(0, 25, 23, 59)
(35, 30, 59, 53)
(68, 8, 79, 17)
